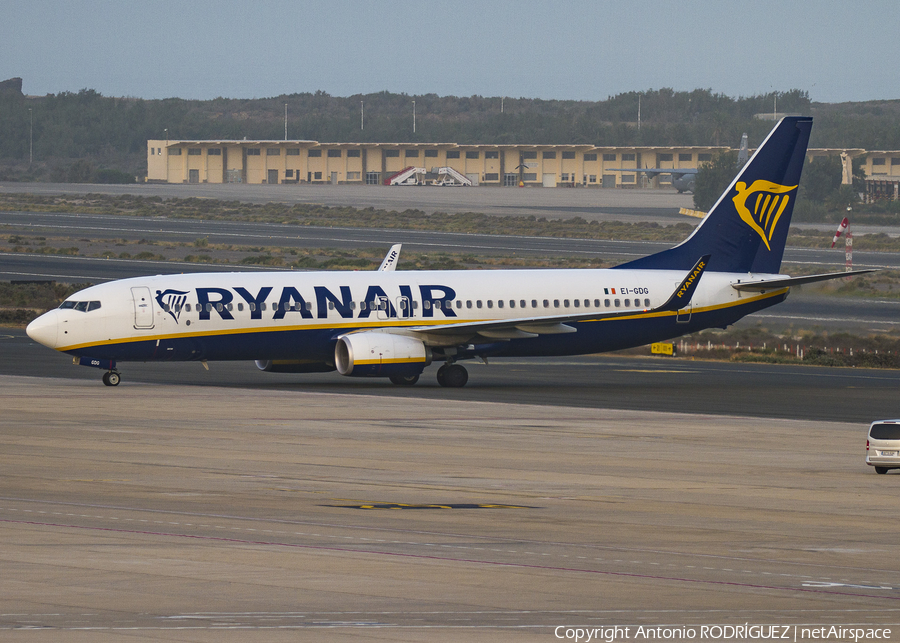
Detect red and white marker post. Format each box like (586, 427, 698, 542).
(831, 216, 852, 280)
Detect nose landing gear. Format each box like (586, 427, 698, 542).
(101, 371, 121, 387)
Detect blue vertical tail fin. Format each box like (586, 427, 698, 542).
(614, 116, 812, 274)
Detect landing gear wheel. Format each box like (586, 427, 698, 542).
(102, 371, 121, 387)
(875, 466, 888, 475)
(437, 363, 468, 388)
(389, 374, 419, 386)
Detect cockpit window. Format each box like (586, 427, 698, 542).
(58, 300, 101, 312)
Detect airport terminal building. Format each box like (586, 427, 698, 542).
(146, 139, 726, 188)
(146, 138, 899, 193)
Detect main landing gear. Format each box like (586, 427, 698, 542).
(436, 363, 468, 388)
(101, 371, 121, 387)
(389, 374, 419, 386)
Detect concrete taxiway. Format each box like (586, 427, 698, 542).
(2, 374, 900, 641)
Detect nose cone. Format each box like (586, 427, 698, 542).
(26, 310, 60, 349)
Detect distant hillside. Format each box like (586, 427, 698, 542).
(1, 80, 899, 182)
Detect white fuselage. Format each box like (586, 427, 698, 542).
(27, 267, 785, 364)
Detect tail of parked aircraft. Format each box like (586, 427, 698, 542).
(614, 116, 813, 275)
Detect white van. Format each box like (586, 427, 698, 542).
(866, 420, 900, 474)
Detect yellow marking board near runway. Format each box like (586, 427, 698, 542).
(651, 342, 675, 355)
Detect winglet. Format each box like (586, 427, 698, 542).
(378, 244, 402, 271)
(656, 255, 710, 312)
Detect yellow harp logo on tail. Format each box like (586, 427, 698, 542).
(731, 180, 797, 251)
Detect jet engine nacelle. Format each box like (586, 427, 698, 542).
(335, 331, 432, 377)
(255, 359, 335, 373)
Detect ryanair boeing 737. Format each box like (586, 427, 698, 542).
(26, 117, 871, 387)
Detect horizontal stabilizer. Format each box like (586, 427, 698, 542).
(731, 269, 877, 292)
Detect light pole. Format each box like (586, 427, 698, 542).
(412, 100, 416, 135)
(28, 108, 33, 166)
(361, 100, 364, 130)
(284, 103, 288, 141)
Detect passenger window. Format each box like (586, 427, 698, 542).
(644, 298, 650, 307)
(563, 299, 569, 308)
(350, 301, 356, 310)
(497, 300, 504, 308)
(456, 300, 462, 309)
(328, 301, 335, 310)
(487, 300, 493, 309)
(476, 300, 482, 309)
(434, 301, 441, 309)
(594, 299, 600, 307)
(614, 299, 620, 307)
(360, 301, 366, 310)
(509, 300, 515, 308)
(604, 299, 610, 307)
(424, 301, 431, 310)
(554, 300, 560, 308)
(584, 299, 590, 307)
(205, 303, 212, 312)
(413, 301, 419, 309)
(216, 303, 223, 312)
(573, 299, 580, 308)
(227, 303, 233, 311)
(543, 300, 549, 308)
(466, 300, 472, 309)
(260, 302, 267, 311)
(531, 300, 537, 308)
(248, 303, 255, 312)
(520, 300, 526, 308)
(185, 303, 192, 312)
(237, 303, 243, 311)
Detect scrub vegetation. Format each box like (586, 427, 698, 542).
(3, 81, 900, 188)
(631, 326, 900, 370)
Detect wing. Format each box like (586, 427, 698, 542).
(378, 244, 402, 271)
(607, 168, 698, 177)
(405, 255, 710, 344)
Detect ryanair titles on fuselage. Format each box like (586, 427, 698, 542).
(156, 283, 459, 324)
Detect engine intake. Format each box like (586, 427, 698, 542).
(335, 331, 431, 377)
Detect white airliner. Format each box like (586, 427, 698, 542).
(27, 117, 871, 387)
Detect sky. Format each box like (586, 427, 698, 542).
(2, 0, 897, 104)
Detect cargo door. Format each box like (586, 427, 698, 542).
(131, 286, 155, 329)
(542, 173, 556, 187)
